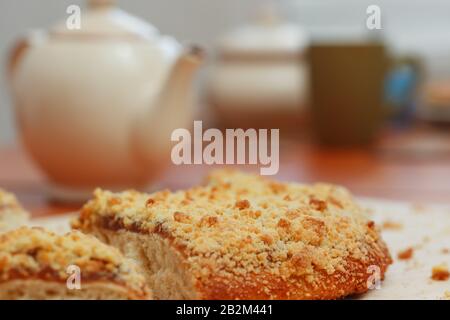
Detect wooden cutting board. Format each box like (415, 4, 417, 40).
(29, 198, 450, 300)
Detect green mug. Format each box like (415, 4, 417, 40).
(309, 42, 389, 146)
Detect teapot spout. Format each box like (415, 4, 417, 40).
(133, 46, 203, 165)
(155, 46, 204, 121)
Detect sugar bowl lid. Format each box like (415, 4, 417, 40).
(218, 5, 308, 56)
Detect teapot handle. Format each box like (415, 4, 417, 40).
(7, 36, 29, 81)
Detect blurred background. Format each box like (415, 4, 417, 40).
(2, 0, 450, 144)
(1, 0, 450, 214)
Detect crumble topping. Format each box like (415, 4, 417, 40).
(0, 227, 149, 294)
(76, 170, 391, 284)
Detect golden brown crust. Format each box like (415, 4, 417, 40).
(0, 227, 152, 299)
(197, 254, 390, 300)
(75, 170, 392, 299)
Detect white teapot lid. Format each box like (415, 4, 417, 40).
(44, 0, 181, 59)
(50, 0, 163, 41)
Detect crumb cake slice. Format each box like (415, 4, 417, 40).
(0, 189, 29, 232)
(0, 227, 152, 300)
(74, 170, 392, 299)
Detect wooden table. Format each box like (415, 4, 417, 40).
(1, 124, 450, 217)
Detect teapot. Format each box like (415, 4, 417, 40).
(8, 0, 203, 201)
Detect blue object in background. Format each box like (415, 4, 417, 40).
(385, 63, 419, 126)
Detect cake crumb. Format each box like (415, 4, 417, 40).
(382, 220, 402, 230)
(431, 264, 449, 281)
(411, 203, 426, 213)
(397, 248, 414, 260)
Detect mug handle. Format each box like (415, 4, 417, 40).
(383, 55, 422, 119)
